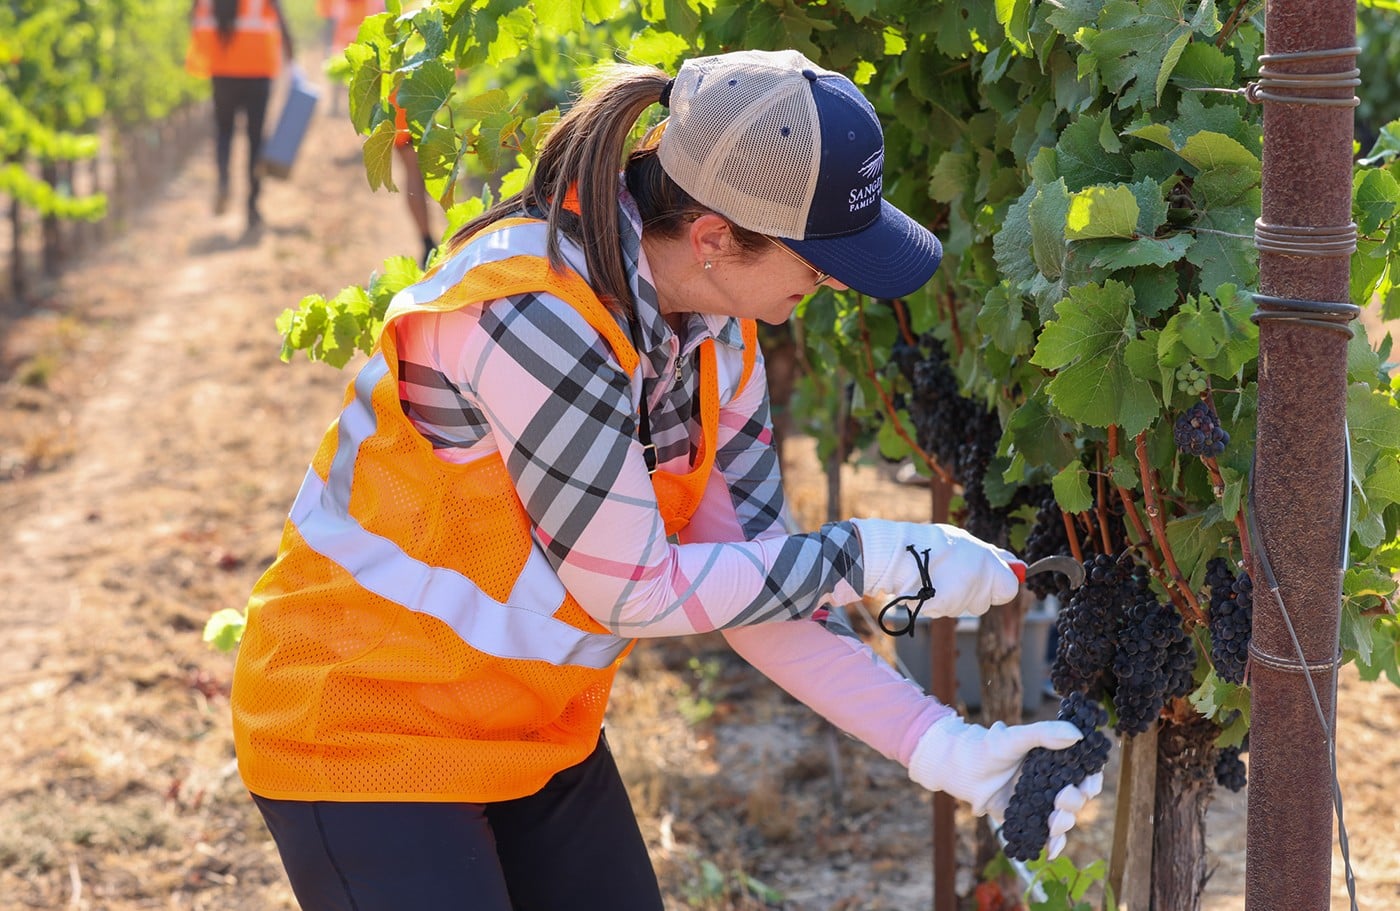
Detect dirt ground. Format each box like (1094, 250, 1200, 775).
(2, 74, 1398, 911)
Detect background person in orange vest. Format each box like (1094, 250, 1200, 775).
(186, 0, 295, 233)
(234, 51, 1102, 910)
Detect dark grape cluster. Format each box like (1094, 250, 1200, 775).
(1206, 558, 1253, 685)
(1050, 552, 1198, 734)
(1215, 735, 1249, 792)
(892, 331, 1043, 547)
(1051, 554, 1134, 696)
(1000, 693, 1113, 862)
(1173, 401, 1229, 458)
(1112, 590, 1195, 735)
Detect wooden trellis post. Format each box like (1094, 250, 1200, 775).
(1245, 2, 1358, 909)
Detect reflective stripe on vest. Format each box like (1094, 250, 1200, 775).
(287, 353, 631, 669)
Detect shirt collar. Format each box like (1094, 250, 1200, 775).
(616, 187, 746, 361)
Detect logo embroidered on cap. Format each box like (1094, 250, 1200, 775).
(858, 149, 883, 181)
(849, 149, 883, 214)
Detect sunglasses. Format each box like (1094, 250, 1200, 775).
(766, 237, 831, 289)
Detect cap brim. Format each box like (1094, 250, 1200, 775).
(785, 200, 942, 299)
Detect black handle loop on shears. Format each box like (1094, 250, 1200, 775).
(878, 545, 936, 637)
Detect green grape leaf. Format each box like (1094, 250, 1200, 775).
(929, 151, 976, 203)
(397, 58, 456, 133)
(1090, 234, 1192, 270)
(1190, 668, 1251, 728)
(1055, 112, 1133, 191)
(1355, 167, 1400, 236)
(1175, 302, 1227, 359)
(662, 0, 701, 37)
(978, 282, 1034, 357)
(1169, 38, 1236, 90)
(1045, 0, 1103, 37)
(203, 608, 246, 653)
(1177, 131, 1259, 171)
(1186, 190, 1259, 294)
(1066, 184, 1140, 239)
(534, 0, 584, 35)
(1130, 266, 1181, 318)
(1359, 118, 1400, 167)
(1030, 178, 1071, 278)
(363, 121, 399, 192)
(844, 0, 881, 20)
(1004, 391, 1080, 473)
(1108, 454, 1140, 491)
(1126, 177, 1169, 234)
(1031, 281, 1158, 433)
(583, 0, 623, 22)
(400, 7, 448, 70)
(994, 183, 1039, 291)
(1202, 284, 1258, 378)
(1348, 384, 1400, 449)
(1123, 323, 1159, 372)
(1166, 507, 1230, 589)
(996, 0, 1034, 51)
(487, 6, 535, 65)
(1052, 461, 1094, 513)
(1131, 148, 1182, 185)
(418, 119, 468, 207)
(1349, 616, 1400, 685)
(346, 42, 386, 133)
(1169, 93, 1259, 151)
(628, 27, 690, 68)
(1081, 0, 1220, 109)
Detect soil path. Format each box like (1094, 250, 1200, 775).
(1, 80, 1398, 910)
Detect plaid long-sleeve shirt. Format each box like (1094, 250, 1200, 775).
(391, 190, 950, 764)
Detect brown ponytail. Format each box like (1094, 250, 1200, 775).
(213, 0, 238, 43)
(448, 64, 671, 313)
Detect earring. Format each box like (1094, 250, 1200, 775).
(704, 261, 712, 270)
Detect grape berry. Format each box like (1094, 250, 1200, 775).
(1000, 693, 1112, 862)
(1173, 401, 1229, 458)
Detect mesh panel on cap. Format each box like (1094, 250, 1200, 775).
(659, 53, 822, 238)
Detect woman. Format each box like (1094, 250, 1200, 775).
(234, 49, 1100, 910)
(186, 0, 295, 232)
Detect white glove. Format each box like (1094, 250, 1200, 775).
(851, 518, 1020, 618)
(907, 714, 1084, 821)
(1044, 771, 1104, 860)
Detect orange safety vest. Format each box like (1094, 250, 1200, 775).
(233, 217, 758, 803)
(186, 0, 283, 79)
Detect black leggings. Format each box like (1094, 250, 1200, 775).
(211, 76, 271, 214)
(251, 734, 664, 911)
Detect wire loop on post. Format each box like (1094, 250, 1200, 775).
(1185, 45, 1363, 107)
(1246, 642, 1343, 674)
(1252, 45, 1362, 107)
(1253, 220, 1358, 258)
(1250, 293, 1360, 338)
